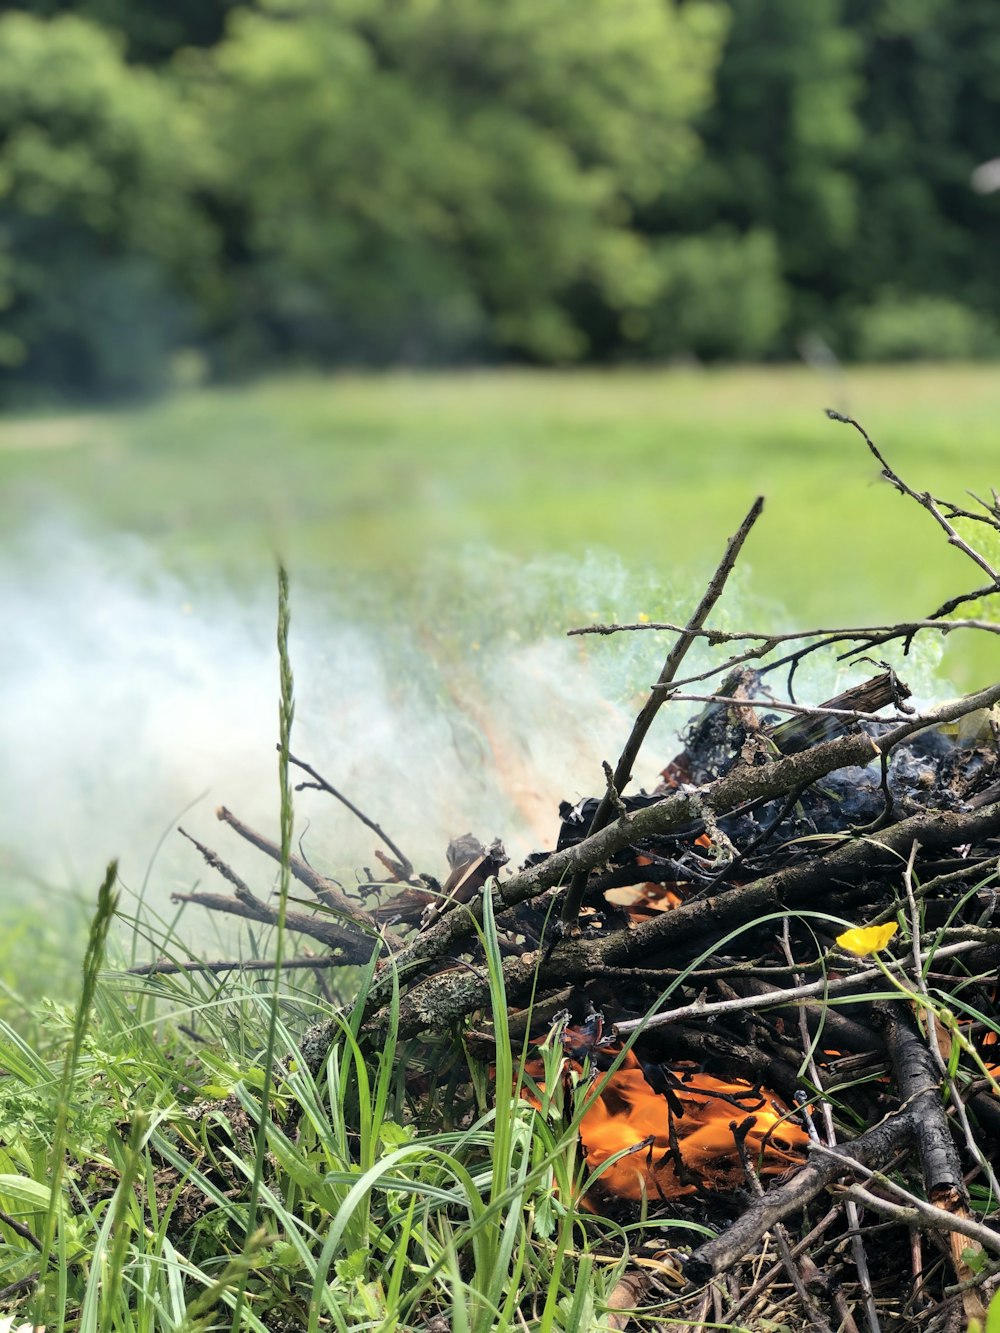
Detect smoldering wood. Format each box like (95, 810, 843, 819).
(881, 1005, 969, 1202)
(685, 1109, 919, 1281)
(560, 494, 765, 925)
(163, 422, 1000, 1328)
(357, 678, 1000, 1006)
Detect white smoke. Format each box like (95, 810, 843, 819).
(0, 522, 687, 943)
(0, 517, 948, 953)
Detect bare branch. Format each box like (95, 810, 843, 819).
(286, 748, 415, 881)
(827, 409, 1000, 585)
(561, 495, 764, 925)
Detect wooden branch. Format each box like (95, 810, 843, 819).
(560, 495, 764, 925)
(614, 941, 985, 1036)
(879, 1002, 989, 1319)
(661, 691, 899, 724)
(839, 1183, 1000, 1256)
(337, 680, 1000, 1041)
(169, 889, 376, 961)
(685, 1110, 917, 1280)
(215, 804, 401, 948)
(881, 1005, 967, 1199)
(568, 617, 1000, 642)
(285, 748, 415, 880)
(385, 804, 1000, 1042)
(613, 800, 1000, 971)
(828, 409, 1000, 586)
(178, 827, 259, 905)
(129, 954, 361, 978)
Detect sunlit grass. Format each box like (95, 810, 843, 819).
(0, 870, 684, 1332)
(1, 365, 997, 684)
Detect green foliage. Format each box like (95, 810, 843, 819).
(10, 0, 235, 63)
(0, 12, 216, 398)
(852, 291, 1000, 361)
(180, 0, 725, 365)
(661, 0, 862, 341)
(841, 0, 1000, 343)
(6, 0, 1000, 392)
(628, 227, 788, 360)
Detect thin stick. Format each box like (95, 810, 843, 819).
(178, 827, 257, 903)
(724, 1208, 843, 1322)
(829, 1180, 1000, 1257)
(615, 939, 985, 1034)
(827, 410, 1000, 585)
(652, 691, 905, 723)
(128, 954, 364, 977)
(169, 889, 378, 959)
(215, 804, 397, 944)
(560, 495, 764, 925)
(286, 748, 414, 880)
(569, 617, 1000, 641)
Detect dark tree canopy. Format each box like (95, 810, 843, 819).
(1, 0, 998, 399)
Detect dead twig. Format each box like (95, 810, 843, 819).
(560, 495, 764, 926)
(168, 889, 378, 961)
(215, 804, 399, 947)
(827, 409, 1000, 587)
(128, 954, 367, 978)
(285, 748, 415, 881)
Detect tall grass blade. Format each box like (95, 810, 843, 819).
(231, 563, 295, 1331)
(35, 858, 119, 1330)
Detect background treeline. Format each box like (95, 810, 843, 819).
(2, 0, 999, 400)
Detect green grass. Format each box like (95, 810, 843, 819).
(0, 873, 694, 1333)
(4, 845, 997, 1330)
(1, 365, 998, 686)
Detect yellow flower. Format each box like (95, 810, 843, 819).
(836, 922, 898, 957)
(637, 612, 650, 623)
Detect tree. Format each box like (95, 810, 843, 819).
(660, 0, 862, 350)
(181, 0, 726, 364)
(841, 0, 1000, 351)
(8, 0, 236, 63)
(0, 13, 217, 398)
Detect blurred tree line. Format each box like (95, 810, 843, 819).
(1, 0, 999, 400)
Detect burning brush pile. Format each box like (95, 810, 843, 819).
(155, 415, 1000, 1330)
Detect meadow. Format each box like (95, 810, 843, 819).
(1, 366, 999, 1330)
(2, 364, 999, 694)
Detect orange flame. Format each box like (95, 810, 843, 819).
(525, 1047, 807, 1203)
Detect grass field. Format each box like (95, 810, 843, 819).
(1, 364, 998, 685)
(1, 367, 999, 1330)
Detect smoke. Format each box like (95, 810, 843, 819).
(0, 518, 948, 950)
(0, 523, 690, 936)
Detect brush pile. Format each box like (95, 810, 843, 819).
(158, 415, 1000, 1331)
